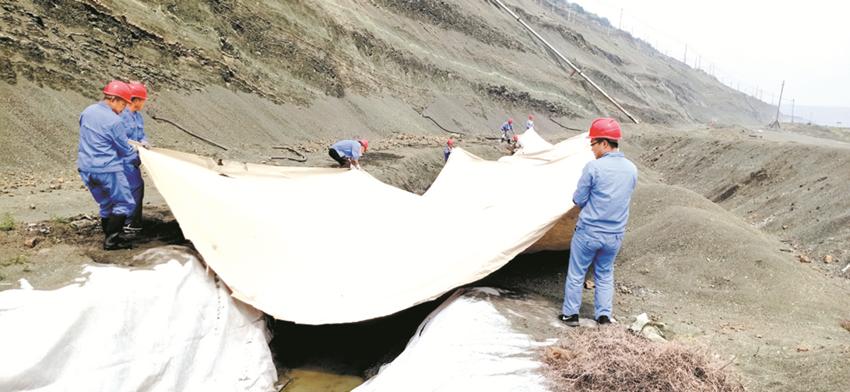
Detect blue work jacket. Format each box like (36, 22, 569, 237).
(77, 102, 134, 173)
(573, 151, 638, 235)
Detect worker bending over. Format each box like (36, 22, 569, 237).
(329, 139, 368, 169)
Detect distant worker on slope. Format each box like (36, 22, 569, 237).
(329, 139, 368, 169)
(559, 118, 638, 327)
(117, 82, 150, 235)
(77, 80, 137, 250)
(526, 115, 534, 130)
(444, 138, 455, 162)
(499, 118, 514, 143)
(509, 134, 522, 155)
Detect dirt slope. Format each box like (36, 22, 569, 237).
(630, 126, 850, 273)
(1, 0, 774, 174)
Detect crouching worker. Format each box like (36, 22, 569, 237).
(329, 139, 368, 169)
(559, 118, 637, 326)
(77, 80, 137, 250)
(118, 82, 150, 235)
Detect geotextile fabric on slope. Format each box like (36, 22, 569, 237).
(0, 247, 276, 392)
(138, 132, 593, 324)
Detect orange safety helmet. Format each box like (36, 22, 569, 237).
(128, 82, 148, 100)
(588, 118, 622, 141)
(102, 80, 132, 103)
(358, 139, 369, 151)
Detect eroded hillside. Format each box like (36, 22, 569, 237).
(0, 0, 773, 172)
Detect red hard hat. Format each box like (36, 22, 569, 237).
(103, 80, 132, 103)
(507, 118, 513, 124)
(359, 139, 369, 151)
(447, 138, 455, 147)
(588, 118, 622, 141)
(128, 82, 148, 100)
(528, 115, 533, 120)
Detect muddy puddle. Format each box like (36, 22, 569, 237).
(268, 250, 566, 390)
(270, 295, 448, 390)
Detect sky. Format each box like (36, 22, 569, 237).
(567, 0, 850, 110)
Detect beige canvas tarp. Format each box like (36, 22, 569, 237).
(138, 130, 592, 324)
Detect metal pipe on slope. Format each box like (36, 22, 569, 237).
(490, 0, 640, 124)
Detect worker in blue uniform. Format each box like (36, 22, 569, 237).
(443, 138, 455, 162)
(77, 80, 137, 250)
(118, 82, 150, 234)
(499, 118, 514, 143)
(329, 139, 368, 169)
(559, 118, 638, 327)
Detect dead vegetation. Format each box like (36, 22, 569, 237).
(544, 327, 744, 392)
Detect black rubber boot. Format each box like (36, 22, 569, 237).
(103, 214, 132, 250)
(128, 187, 144, 230)
(100, 217, 108, 233)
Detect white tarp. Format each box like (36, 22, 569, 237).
(355, 287, 564, 391)
(0, 247, 277, 392)
(513, 128, 553, 155)
(138, 132, 592, 324)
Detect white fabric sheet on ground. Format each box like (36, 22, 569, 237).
(138, 132, 593, 324)
(355, 287, 565, 391)
(0, 246, 277, 392)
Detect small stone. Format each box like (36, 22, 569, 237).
(796, 345, 810, 352)
(584, 280, 595, 289)
(24, 237, 40, 248)
(28, 204, 35, 210)
(823, 255, 834, 264)
(798, 255, 811, 263)
(782, 225, 788, 230)
(756, 334, 763, 339)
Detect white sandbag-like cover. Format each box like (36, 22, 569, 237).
(138, 132, 592, 324)
(355, 287, 564, 391)
(0, 247, 277, 392)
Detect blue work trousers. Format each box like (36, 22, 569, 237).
(562, 228, 623, 319)
(124, 163, 144, 224)
(79, 170, 135, 218)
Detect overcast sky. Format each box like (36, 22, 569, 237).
(567, 0, 850, 108)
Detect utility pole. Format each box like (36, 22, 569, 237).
(769, 80, 785, 128)
(683, 44, 688, 65)
(619, 8, 623, 30)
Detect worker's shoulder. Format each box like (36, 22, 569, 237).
(81, 102, 119, 124)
